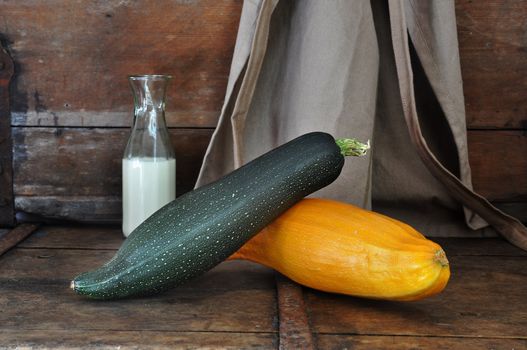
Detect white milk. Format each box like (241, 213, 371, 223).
(122, 157, 176, 237)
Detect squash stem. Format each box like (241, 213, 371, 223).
(335, 138, 370, 157)
(434, 249, 449, 267)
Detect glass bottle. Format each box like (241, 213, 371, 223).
(122, 75, 176, 237)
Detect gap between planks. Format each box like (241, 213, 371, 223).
(276, 273, 315, 350)
(313, 332, 527, 341)
(0, 328, 277, 335)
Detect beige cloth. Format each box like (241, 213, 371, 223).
(196, 0, 527, 247)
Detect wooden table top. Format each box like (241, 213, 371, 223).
(0, 225, 526, 349)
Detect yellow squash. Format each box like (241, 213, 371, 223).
(230, 198, 450, 301)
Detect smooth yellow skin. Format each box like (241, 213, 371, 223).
(230, 198, 450, 301)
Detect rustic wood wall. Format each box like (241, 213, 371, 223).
(1, 0, 526, 223)
(3, 0, 241, 222)
(457, 0, 527, 218)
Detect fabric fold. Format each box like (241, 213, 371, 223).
(195, 0, 527, 249)
(387, 0, 527, 249)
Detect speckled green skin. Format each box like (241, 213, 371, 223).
(72, 132, 344, 299)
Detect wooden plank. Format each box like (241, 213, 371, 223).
(494, 201, 527, 223)
(12, 111, 220, 129)
(6, 227, 527, 348)
(3, 0, 242, 128)
(316, 335, 527, 349)
(0, 244, 276, 334)
(12, 128, 526, 221)
(435, 237, 527, 257)
(0, 248, 275, 291)
(17, 227, 527, 258)
(0, 224, 39, 257)
(468, 130, 527, 201)
(276, 274, 314, 350)
(455, 0, 527, 129)
(16, 226, 527, 281)
(13, 127, 213, 196)
(0, 225, 278, 346)
(5, 0, 524, 132)
(1, 224, 273, 288)
(0, 330, 277, 350)
(306, 255, 527, 338)
(18, 225, 123, 250)
(0, 41, 15, 226)
(0, 282, 276, 333)
(12, 127, 213, 220)
(14, 196, 123, 223)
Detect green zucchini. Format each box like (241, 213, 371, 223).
(71, 132, 368, 299)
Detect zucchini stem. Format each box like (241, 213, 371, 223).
(335, 138, 370, 157)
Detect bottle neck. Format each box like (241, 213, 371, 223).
(132, 105, 167, 133)
(124, 75, 174, 160)
(129, 75, 170, 133)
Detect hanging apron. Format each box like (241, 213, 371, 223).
(195, 0, 527, 249)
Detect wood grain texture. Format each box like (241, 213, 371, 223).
(434, 237, 527, 257)
(2, 228, 274, 290)
(0, 283, 276, 333)
(0, 234, 279, 346)
(18, 225, 527, 257)
(11, 111, 220, 129)
(18, 225, 123, 250)
(3, 226, 527, 348)
(306, 255, 527, 338)
(13, 127, 212, 196)
(468, 130, 527, 201)
(0, 330, 277, 350)
(456, 0, 527, 129)
(0, 43, 15, 226)
(316, 335, 527, 350)
(276, 274, 314, 350)
(0, 248, 275, 291)
(12, 127, 213, 220)
(494, 201, 527, 223)
(3, 0, 242, 128)
(14, 196, 123, 223)
(2, 0, 523, 129)
(2, 0, 526, 221)
(12, 127, 526, 221)
(0, 223, 39, 256)
(0, 237, 277, 335)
